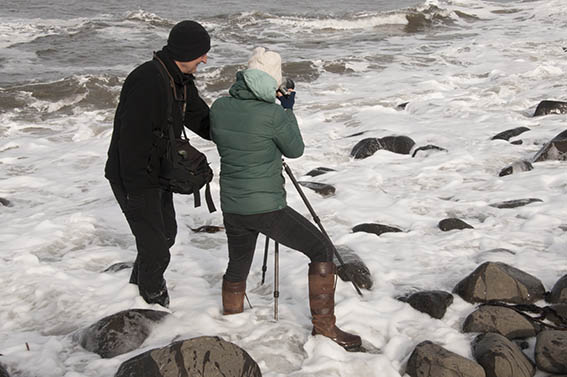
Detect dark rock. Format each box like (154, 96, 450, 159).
(397, 102, 409, 110)
(350, 135, 416, 159)
(438, 218, 474, 231)
(114, 336, 261, 377)
(534, 100, 567, 116)
(453, 261, 546, 304)
(378, 135, 416, 155)
(535, 330, 567, 374)
(498, 160, 533, 177)
(0, 363, 9, 377)
(547, 304, 567, 327)
(334, 246, 373, 290)
(510, 140, 523, 145)
(352, 223, 403, 236)
(402, 290, 454, 319)
(491, 127, 530, 141)
(103, 262, 134, 273)
(405, 341, 486, 377)
(514, 340, 530, 350)
(463, 305, 537, 339)
(351, 137, 380, 159)
(305, 167, 336, 177)
(75, 309, 169, 358)
(411, 144, 448, 157)
(0, 198, 12, 207)
(189, 225, 224, 233)
(473, 333, 535, 377)
(489, 198, 543, 209)
(345, 131, 366, 138)
(297, 181, 336, 197)
(548, 275, 567, 303)
(533, 129, 567, 162)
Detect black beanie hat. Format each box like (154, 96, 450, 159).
(165, 20, 210, 62)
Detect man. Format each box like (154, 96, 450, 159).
(209, 47, 361, 350)
(105, 20, 211, 307)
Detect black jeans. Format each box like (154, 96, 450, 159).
(110, 183, 177, 296)
(222, 206, 333, 282)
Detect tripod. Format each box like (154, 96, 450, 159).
(260, 160, 363, 319)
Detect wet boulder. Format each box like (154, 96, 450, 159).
(498, 160, 533, 177)
(334, 246, 373, 290)
(400, 290, 454, 319)
(0, 363, 9, 377)
(351, 138, 380, 159)
(350, 135, 415, 159)
(535, 330, 567, 374)
(472, 333, 535, 377)
(489, 198, 543, 209)
(546, 303, 567, 327)
(491, 127, 530, 141)
(103, 262, 134, 273)
(74, 309, 169, 358)
(298, 181, 336, 197)
(406, 341, 486, 377)
(352, 223, 403, 236)
(438, 218, 474, 231)
(189, 225, 224, 233)
(533, 100, 567, 116)
(0, 198, 12, 207)
(305, 167, 335, 177)
(411, 144, 447, 158)
(114, 336, 261, 377)
(548, 275, 567, 303)
(533, 129, 567, 162)
(453, 262, 546, 304)
(463, 305, 537, 339)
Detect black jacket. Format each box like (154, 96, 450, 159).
(105, 49, 210, 192)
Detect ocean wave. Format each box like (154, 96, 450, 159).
(124, 10, 173, 27)
(0, 75, 121, 121)
(0, 18, 92, 49)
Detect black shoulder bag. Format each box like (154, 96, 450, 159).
(153, 55, 216, 212)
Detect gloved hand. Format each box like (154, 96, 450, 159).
(277, 91, 295, 109)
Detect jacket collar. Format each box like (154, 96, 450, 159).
(155, 49, 195, 85)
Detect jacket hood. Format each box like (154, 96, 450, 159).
(229, 69, 277, 103)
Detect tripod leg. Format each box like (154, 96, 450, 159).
(261, 236, 269, 285)
(274, 241, 279, 321)
(282, 160, 363, 297)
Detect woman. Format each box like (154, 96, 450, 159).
(210, 47, 361, 350)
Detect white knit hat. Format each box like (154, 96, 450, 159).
(248, 47, 282, 86)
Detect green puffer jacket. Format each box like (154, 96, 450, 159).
(210, 69, 304, 215)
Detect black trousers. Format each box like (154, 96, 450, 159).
(110, 183, 177, 296)
(222, 206, 333, 282)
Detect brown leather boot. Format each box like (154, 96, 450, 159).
(222, 279, 246, 315)
(308, 262, 362, 350)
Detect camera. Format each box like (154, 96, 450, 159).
(277, 78, 295, 97)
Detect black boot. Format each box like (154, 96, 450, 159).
(140, 279, 169, 308)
